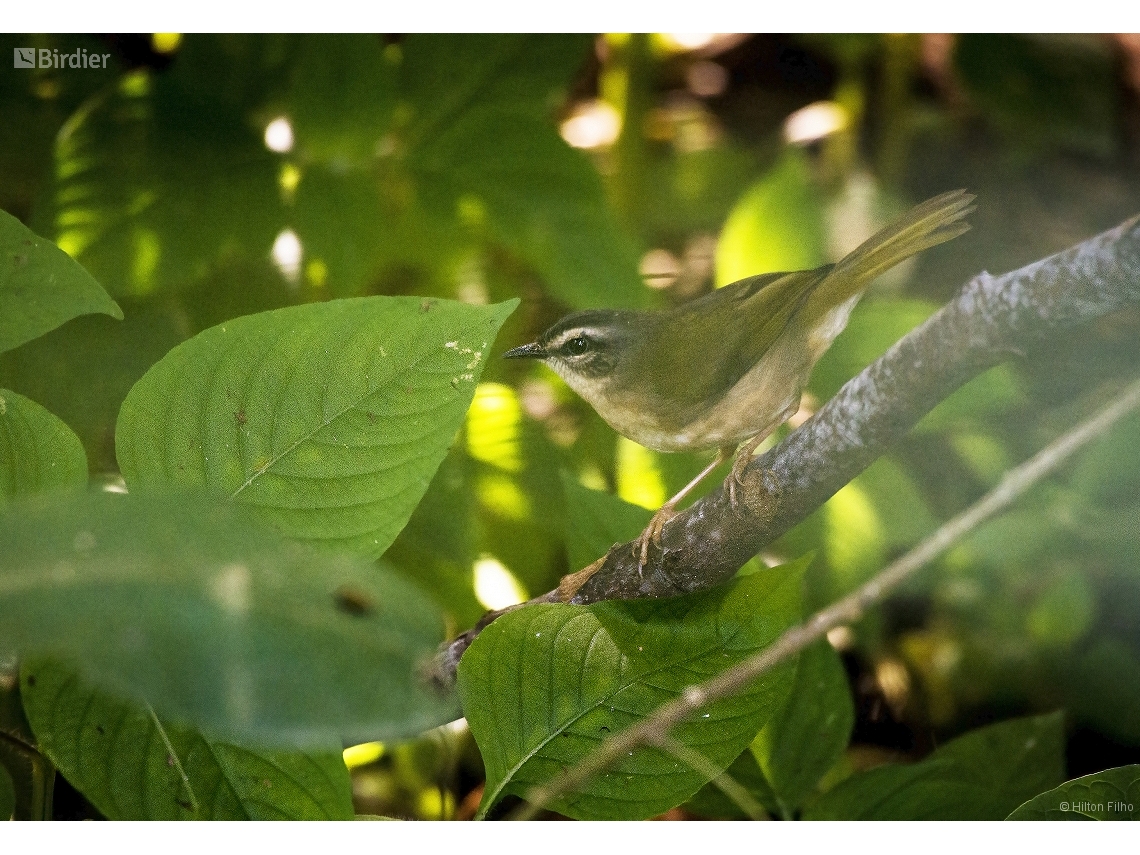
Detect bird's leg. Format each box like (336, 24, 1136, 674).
(636, 447, 733, 571)
(727, 430, 775, 508)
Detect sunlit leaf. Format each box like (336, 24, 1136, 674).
(0, 489, 458, 745)
(714, 148, 825, 287)
(752, 639, 854, 816)
(0, 388, 87, 506)
(22, 658, 353, 819)
(0, 208, 121, 354)
(117, 297, 517, 557)
(805, 712, 1065, 820)
(459, 562, 805, 820)
(1007, 765, 1140, 820)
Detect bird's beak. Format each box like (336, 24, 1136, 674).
(502, 342, 546, 360)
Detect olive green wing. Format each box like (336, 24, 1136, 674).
(637, 268, 828, 430)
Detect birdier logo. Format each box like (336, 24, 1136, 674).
(14, 47, 111, 69)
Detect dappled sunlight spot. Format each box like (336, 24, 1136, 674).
(639, 248, 681, 289)
(823, 481, 884, 588)
(686, 61, 728, 98)
(874, 657, 911, 717)
(131, 228, 160, 294)
(784, 101, 849, 146)
(476, 473, 530, 521)
(264, 116, 294, 154)
(278, 163, 302, 198)
(663, 33, 716, 52)
(343, 741, 385, 769)
(271, 229, 303, 283)
(118, 69, 150, 98)
(151, 33, 182, 54)
(560, 101, 621, 150)
(210, 563, 251, 614)
(616, 437, 666, 510)
(827, 625, 856, 651)
(305, 258, 328, 289)
(466, 383, 523, 473)
(473, 556, 527, 611)
(417, 787, 456, 821)
(950, 432, 1011, 486)
(577, 465, 608, 493)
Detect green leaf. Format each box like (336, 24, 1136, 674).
(412, 111, 646, 310)
(40, 66, 284, 297)
(714, 148, 825, 287)
(0, 489, 458, 745)
(683, 748, 778, 819)
(805, 712, 1065, 820)
(1007, 765, 1140, 820)
(561, 473, 653, 570)
(0, 758, 13, 821)
(0, 388, 88, 507)
(0, 208, 122, 354)
(752, 639, 854, 816)
(22, 658, 353, 820)
(116, 296, 517, 558)
(458, 561, 806, 820)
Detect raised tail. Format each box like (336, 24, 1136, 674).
(806, 189, 975, 319)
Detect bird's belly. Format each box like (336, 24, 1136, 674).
(595, 336, 812, 454)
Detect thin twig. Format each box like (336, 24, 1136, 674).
(509, 376, 1140, 820)
(650, 733, 768, 821)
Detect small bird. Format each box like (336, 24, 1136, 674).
(505, 190, 975, 568)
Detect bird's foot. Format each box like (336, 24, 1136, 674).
(635, 504, 678, 576)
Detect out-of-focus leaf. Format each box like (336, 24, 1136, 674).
(0, 388, 87, 506)
(809, 298, 936, 402)
(22, 658, 353, 819)
(459, 561, 805, 820)
(1007, 765, 1140, 820)
(752, 639, 854, 816)
(1026, 570, 1096, 648)
(683, 748, 778, 819)
(715, 148, 825, 287)
(561, 474, 652, 571)
(0, 489, 458, 745)
(805, 712, 1065, 820)
(916, 364, 1027, 433)
(412, 111, 646, 310)
(116, 297, 517, 557)
(0, 208, 121, 354)
(40, 68, 284, 297)
(288, 34, 396, 167)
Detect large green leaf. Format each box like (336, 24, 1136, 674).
(805, 712, 1065, 820)
(0, 489, 457, 745)
(1007, 765, 1140, 820)
(22, 658, 353, 820)
(117, 296, 517, 557)
(458, 562, 805, 820)
(752, 639, 854, 817)
(0, 208, 121, 354)
(0, 388, 88, 507)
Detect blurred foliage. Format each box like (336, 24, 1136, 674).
(2, 32, 1140, 820)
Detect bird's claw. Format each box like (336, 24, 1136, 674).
(636, 505, 677, 576)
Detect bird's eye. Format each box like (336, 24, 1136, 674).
(565, 335, 591, 355)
